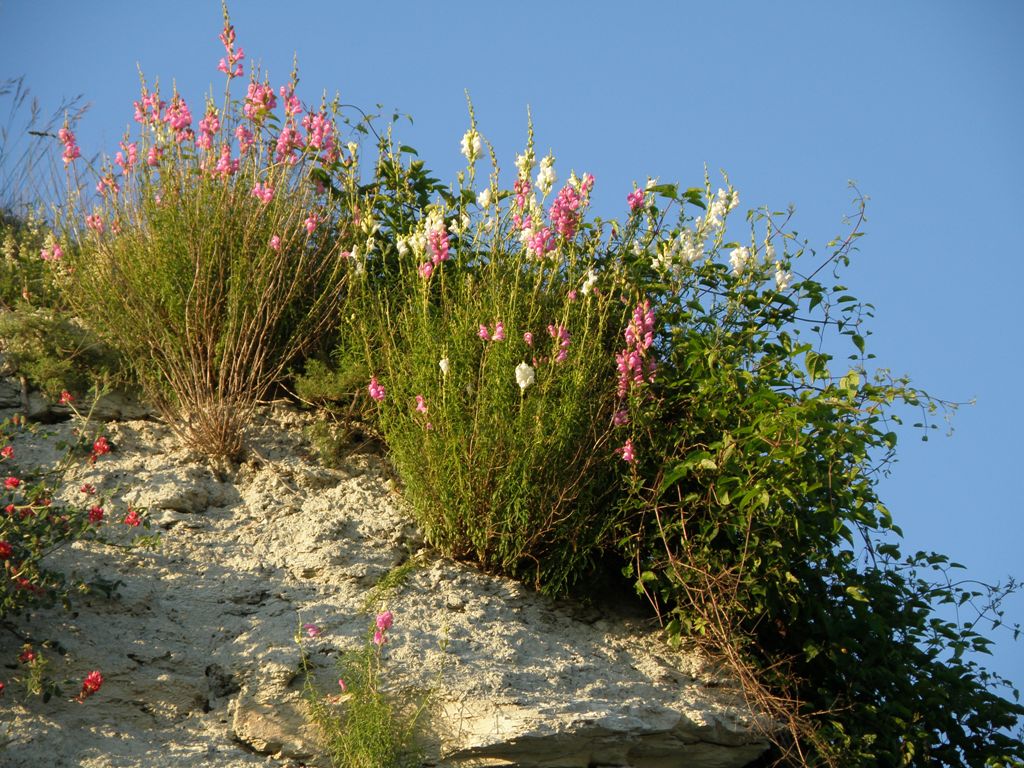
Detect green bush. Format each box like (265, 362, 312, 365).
(611, 183, 1024, 764)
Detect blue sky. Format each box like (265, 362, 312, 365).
(2, 0, 1022, 694)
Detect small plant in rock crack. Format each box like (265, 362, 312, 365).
(299, 612, 429, 768)
(0, 388, 150, 700)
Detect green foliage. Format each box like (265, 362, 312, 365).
(613, 185, 1024, 764)
(0, 309, 122, 398)
(302, 613, 427, 768)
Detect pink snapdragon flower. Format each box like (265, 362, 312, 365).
(243, 81, 277, 120)
(418, 261, 434, 280)
(304, 213, 319, 233)
(85, 214, 105, 234)
(164, 94, 194, 143)
(251, 182, 274, 204)
(415, 395, 428, 414)
(376, 611, 394, 631)
(197, 110, 221, 151)
(478, 324, 490, 342)
(618, 438, 635, 463)
(493, 321, 505, 342)
(303, 110, 336, 159)
(615, 299, 656, 398)
(547, 324, 571, 363)
(147, 146, 163, 167)
(275, 124, 303, 164)
(114, 141, 138, 172)
(95, 174, 119, 198)
(214, 145, 239, 177)
(133, 89, 165, 125)
(368, 376, 386, 402)
(269, 235, 281, 251)
(217, 20, 245, 78)
(280, 85, 302, 117)
(627, 188, 645, 212)
(527, 227, 555, 257)
(58, 127, 80, 164)
(428, 225, 450, 265)
(235, 124, 254, 154)
(549, 182, 583, 240)
(303, 623, 321, 638)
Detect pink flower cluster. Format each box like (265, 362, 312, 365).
(164, 94, 194, 144)
(373, 610, 393, 646)
(235, 124, 254, 154)
(368, 376, 386, 402)
(547, 324, 570, 363)
(615, 299, 656, 398)
(133, 89, 165, 126)
(302, 111, 336, 160)
(40, 242, 63, 262)
(147, 146, 162, 167)
(478, 321, 505, 342)
(58, 127, 80, 165)
(251, 182, 274, 204)
(114, 141, 138, 173)
(218, 21, 245, 79)
(627, 188, 645, 212)
(513, 177, 531, 210)
(419, 223, 451, 279)
(197, 109, 221, 151)
(95, 173, 119, 198)
(85, 214, 105, 234)
(280, 86, 302, 118)
(275, 124, 303, 164)
(214, 145, 239, 177)
(549, 182, 583, 240)
(527, 226, 555, 257)
(243, 82, 277, 120)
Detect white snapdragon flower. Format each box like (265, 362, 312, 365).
(729, 246, 752, 276)
(477, 187, 492, 208)
(515, 361, 536, 391)
(515, 151, 533, 177)
(582, 268, 598, 294)
(439, 357, 450, 376)
(536, 154, 556, 196)
(774, 261, 792, 291)
(460, 128, 482, 164)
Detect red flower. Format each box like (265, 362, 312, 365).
(124, 508, 141, 527)
(80, 483, 96, 495)
(90, 436, 111, 463)
(0, 445, 12, 460)
(88, 506, 104, 524)
(4, 476, 20, 490)
(58, 390, 74, 405)
(0, 680, 5, 695)
(0, 541, 10, 559)
(77, 670, 103, 702)
(18, 647, 36, 664)
(3, 504, 12, 515)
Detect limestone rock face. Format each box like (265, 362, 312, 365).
(0, 407, 767, 768)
